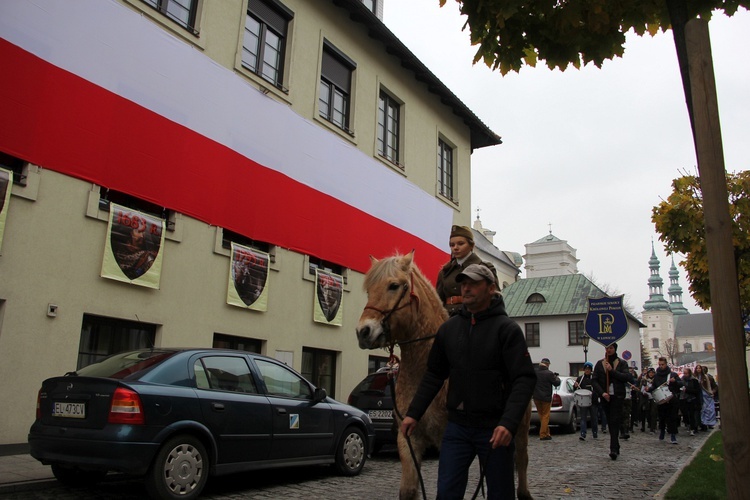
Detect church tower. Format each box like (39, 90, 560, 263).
(667, 256, 690, 316)
(641, 242, 675, 365)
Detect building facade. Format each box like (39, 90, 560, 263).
(0, 0, 501, 444)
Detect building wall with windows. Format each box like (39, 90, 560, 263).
(0, 0, 500, 444)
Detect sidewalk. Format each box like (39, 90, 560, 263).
(0, 453, 57, 493)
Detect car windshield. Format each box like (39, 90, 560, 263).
(75, 350, 177, 379)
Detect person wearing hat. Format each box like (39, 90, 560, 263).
(591, 343, 633, 460)
(533, 357, 561, 441)
(573, 362, 598, 441)
(401, 263, 536, 499)
(436, 225, 498, 316)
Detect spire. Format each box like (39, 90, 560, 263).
(643, 242, 670, 311)
(667, 255, 690, 315)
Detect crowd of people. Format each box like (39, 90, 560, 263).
(567, 355, 719, 461)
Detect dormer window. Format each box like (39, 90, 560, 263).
(526, 293, 546, 304)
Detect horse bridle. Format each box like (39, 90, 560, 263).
(363, 272, 418, 339)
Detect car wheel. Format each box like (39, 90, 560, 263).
(51, 464, 107, 487)
(333, 426, 367, 476)
(146, 435, 209, 500)
(563, 407, 577, 434)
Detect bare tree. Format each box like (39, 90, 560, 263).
(660, 338, 679, 366)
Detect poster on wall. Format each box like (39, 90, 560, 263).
(0, 167, 12, 252)
(101, 203, 165, 289)
(227, 242, 269, 311)
(313, 268, 343, 326)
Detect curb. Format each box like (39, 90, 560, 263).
(653, 428, 717, 498)
(0, 478, 59, 494)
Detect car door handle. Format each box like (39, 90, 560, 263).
(276, 408, 287, 414)
(211, 403, 225, 411)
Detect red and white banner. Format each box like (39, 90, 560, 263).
(0, 0, 452, 279)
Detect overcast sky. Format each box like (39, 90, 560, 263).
(384, 2, 750, 316)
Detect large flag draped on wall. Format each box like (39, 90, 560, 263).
(314, 269, 344, 326)
(0, 1, 453, 280)
(227, 243, 269, 312)
(0, 167, 11, 252)
(101, 204, 165, 289)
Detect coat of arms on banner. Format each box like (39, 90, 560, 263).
(314, 269, 343, 325)
(0, 167, 12, 252)
(584, 295, 629, 347)
(101, 203, 165, 289)
(227, 243, 269, 311)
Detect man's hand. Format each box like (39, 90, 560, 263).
(602, 393, 610, 401)
(490, 425, 512, 448)
(400, 416, 418, 437)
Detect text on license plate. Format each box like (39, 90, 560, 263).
(368, 409, 393, 420)
(52, 402, 86, 419)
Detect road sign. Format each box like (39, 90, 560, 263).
(584, 295, 629, 348)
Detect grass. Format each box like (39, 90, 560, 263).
(664, 431, 725, 499)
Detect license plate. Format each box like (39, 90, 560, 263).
(52, 402, 86, 419)
(368, 409, 393, 420)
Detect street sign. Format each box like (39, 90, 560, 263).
(584, 295, 629, 348)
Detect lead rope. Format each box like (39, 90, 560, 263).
(387, 348, 428, 500)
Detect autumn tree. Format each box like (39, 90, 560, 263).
(442, 0, 749, 75)
(440, 1, 750, 496)
(652, 171, 750, 325)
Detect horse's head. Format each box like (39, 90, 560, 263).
(356, 250, 430, 350)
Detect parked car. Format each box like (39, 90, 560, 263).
(530, 376, 578, 433)
(29, 348, 375, 499)
(347, 366, 397, 453)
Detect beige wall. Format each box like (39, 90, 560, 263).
(0, 0, 485, 444)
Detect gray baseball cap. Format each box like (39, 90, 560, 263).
(456, 264, 494, 284)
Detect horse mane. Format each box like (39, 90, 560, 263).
(363, 253, 446, 325)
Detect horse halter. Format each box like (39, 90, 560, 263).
(363, 272, 419, 341)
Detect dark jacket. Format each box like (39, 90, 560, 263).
(573, 373, 598, 406)
(651, 366, 683, 397)
(591, 354, 632, 399)
(436, 252, 498, 316)
(533, 365, 561, 402)
(405, 295, 536, 435)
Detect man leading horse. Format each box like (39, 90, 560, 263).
(401, 263, 536, 499)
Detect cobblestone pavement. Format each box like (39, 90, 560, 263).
(1, 426, 713, 499)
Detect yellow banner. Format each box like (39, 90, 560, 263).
(101, 203, 165, 289)
(313, 269, 343, 326)
(0, 167, 12, 252)
(227, 243, 269, 312)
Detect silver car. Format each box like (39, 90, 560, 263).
(530, 376, 579, 433)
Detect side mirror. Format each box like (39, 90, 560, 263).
(313, 387, 327, 403)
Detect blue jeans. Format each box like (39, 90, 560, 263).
(437, 421, 515, 500)
(579, 404, 598, 437)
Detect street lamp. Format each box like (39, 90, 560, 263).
(582, 333, 590, 364)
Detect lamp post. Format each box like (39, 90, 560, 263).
(582, 333, 590, 364)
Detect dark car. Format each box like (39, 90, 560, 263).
(29, 348, 375, 499)
(347, 366, 397, 453)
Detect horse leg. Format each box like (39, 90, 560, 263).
(515, 404, 533, 500)
(397, 431, 426, 500)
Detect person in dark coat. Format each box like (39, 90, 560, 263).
(401, 264, 536, 499)
(436, 225, 498, 316)
(533, 358, 561, 441)
(650, 356, 683, 444)
(591, 343, 632, 460)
